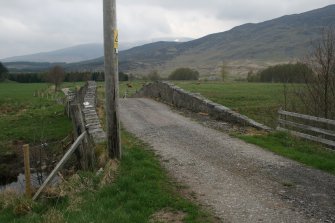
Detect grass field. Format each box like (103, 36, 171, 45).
(0, 83, 72, 151)
(175, 81, 286, 128)
(0, 80, 142, 153)
(0, 82, 72, 182)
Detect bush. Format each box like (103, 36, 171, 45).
(7, 72, 129, 83)
(119, 72, 129, 81)
(168, 68, 199, 80)
(248, 63, 313, 83)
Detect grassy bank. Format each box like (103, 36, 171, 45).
(0, 131, 217, 223)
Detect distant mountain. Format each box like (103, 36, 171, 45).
(66, 4, 335, 77)
(66, 41, 181, 73)
(2, 37, 193, 64)
(2, 44, 103, 63)
(3, 61, 62, 73)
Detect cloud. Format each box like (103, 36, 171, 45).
(118, 5, 171, 42)
(0, 0, 334, 58)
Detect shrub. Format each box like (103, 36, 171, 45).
(248, 63, 313, 83)
(168, 68, 199, 80)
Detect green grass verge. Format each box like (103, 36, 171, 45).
(0, 131, 217, 223)
(238, 131, 335, 175)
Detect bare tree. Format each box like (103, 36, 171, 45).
(299, 27, 335, 119)
(47, 65, 65, 92)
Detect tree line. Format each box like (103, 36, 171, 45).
(247, 63, 313, 83)
(0, 61, 201, 85)
(1, 69, 130, 83)
(0, 62, 8, 82)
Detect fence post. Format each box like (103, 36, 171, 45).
(23, 144, 31, 198)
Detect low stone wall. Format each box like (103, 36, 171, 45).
(134, 81, 271, 131)
(62, 81, 106, 170)
(79, 81, 106, 144)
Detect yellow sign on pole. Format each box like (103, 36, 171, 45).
(114, 29, 118, 49)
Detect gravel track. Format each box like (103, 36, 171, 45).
(120, 98, 335, 223)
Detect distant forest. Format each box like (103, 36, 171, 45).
(7, 71, 129, 83)
(3, 63, 315, 84)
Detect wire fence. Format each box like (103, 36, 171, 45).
(26, 135, 74, 186)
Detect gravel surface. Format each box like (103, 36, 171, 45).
(120, 98, 335, 223)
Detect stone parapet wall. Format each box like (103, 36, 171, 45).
(134, 81, 271, 131)
(64, 81, 106, 144)
(79, 81, 106, 143)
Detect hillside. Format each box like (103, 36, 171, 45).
(2, 44, 104, 63)
(69, 4, 335, 78)
(2, 37, 193, 64)
(4, 5, 335, 77)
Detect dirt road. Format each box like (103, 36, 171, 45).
(120, 98, 335, 223)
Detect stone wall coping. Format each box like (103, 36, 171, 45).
(134, 81, 271, 131)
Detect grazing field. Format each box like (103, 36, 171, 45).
(0, 83, 71, 149)
(175, 81, 286, 128)
(0, 82, 72, 181)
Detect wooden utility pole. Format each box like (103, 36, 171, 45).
(103, 0, 121, 159)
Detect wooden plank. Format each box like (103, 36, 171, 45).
(277, 127, 335, 148)
(278, 109, 335, 126)
(278, 119, 335, 138)
(33, 131, 87, 200)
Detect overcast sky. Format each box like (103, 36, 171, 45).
(0, 0, 334, 58)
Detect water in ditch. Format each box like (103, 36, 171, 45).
(0, 173, 60, 194)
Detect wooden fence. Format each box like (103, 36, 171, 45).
(277, 109, 335, 148)
(32, 131, 87, 200)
